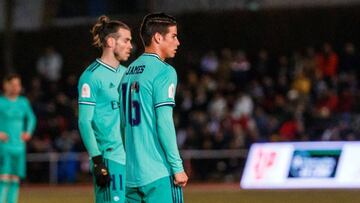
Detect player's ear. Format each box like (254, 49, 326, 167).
(105, 37, 115, 48)
(154, 32, 162, 44)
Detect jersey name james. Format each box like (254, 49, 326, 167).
(125, 65, 145, 75)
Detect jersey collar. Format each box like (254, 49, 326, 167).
(143, 53, 162, 60)
(96, 59, 120, 72)
(142, 53, 170, 66)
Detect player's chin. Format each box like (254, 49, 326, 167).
(119, 55, 129, 61)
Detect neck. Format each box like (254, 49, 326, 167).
(5, 93, 18, 100)
(145, 47, 165, 61)
(100, 51, 120, 69)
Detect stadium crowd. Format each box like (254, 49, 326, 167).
(176, 42, 360, 150)
(22, 42, 360, 182)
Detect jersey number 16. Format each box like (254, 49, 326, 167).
(121, 83, 140, 126)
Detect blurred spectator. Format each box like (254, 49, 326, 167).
(200, 50, 219, 74)
(314, 88, 339, 118)
(254, 49, 271, 79)
(36, 46, 63, 83)
(278, 115, 302, 141)
(339, 42, 360, 75)
(303, 46, 318, 79)
(315, 43, 339, 86)
(291, 70, 311, 97)
(27, 76, 44, 103)
(229, 50, 251, 86)
(274, 55, 292, 97)
(337, 86, 354, 113)
(217, 48, 233, 81)
(208, 92, 227, 120)
(253, 107, 271, 141)
(232, 91, 254, 120)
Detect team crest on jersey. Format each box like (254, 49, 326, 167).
(168, 83, 175, 99)
(81, 83, 91, 98)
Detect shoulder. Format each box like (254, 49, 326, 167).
(79, 61, 103, 79)
(79, 72, 95, 87)
(159, 64, 177, 78)
(18, 96, 31, 105)
(79, 64, 103, 86)
(145, 56, 177, 76)
(140, 54, 170, 68)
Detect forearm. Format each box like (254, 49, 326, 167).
(25, 108, 37, 135)
(156, 106, 184, 174)
(78, 105, 101, 157)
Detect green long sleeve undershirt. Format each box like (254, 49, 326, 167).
(78, 104, 101, 157)
(25, 102, 36, 135)
(155, 105, 184, 174)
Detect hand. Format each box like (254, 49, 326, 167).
(92, 155, 111, 188)
(174, 171, 188, 187)
(0, 132, 8, 142)
(22, 132, 31, 142)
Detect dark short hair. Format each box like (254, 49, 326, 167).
(140, 12, 177, 47)
(3, 73, 21, 84)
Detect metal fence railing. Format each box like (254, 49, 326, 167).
(27, 149, 248, 184)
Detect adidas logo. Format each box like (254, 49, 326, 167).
(109, 83, 116, 88)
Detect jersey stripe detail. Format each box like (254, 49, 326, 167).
(88, 63, 100, 72)
(170, 176, 176, 203)
(96, 59, 117, 72)
(78, 101, 96, 106)
(170, 176, 183, 203)
(119, 174, 123, 191)
(154, 102, 175, 108)
(178, 187, 183, 203)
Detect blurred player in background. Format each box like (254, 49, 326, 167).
(120, 13, 188, 203)
(77, 15, 132, 203)
(0, 74, 36, 203)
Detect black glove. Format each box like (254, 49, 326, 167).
(92, 155, 111, 188)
